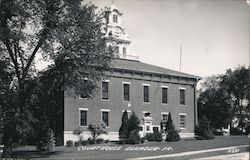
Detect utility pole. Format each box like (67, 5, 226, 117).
(179, 45, 182, 72)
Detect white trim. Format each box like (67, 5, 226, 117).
(142, 83, 150, 86)
(101, 109, 110, 112)
(161, 112, 169, 115)
(179, 87, 186, 90)
(161, 85, 169, 88)
(79, 108, 89, 111)
(102, 79, 110, 82)
(179, 113, 187, 115)
(122, 110, 131, 113)
(122, 81, 131, 84)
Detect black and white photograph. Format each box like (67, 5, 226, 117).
(0, 0, 249, 159)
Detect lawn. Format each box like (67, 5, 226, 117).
(4, 136, 250, 159)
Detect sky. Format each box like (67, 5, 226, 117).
(87, 0, 249, 79)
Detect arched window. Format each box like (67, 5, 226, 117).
(122, 47, 126, 55)
(113, 14, 118, 23)
(115, 46, 119, 53)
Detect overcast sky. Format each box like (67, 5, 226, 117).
(88, 0, 249, 78)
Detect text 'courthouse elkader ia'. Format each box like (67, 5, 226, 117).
(63, 4, 201, 145)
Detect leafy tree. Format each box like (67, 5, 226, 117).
(194, 115, 215, 140)
(88, 121, 107, 141)
(220, 66, 250, 131)
(0, 0, 114, 156)
(127, 111, 140, 134)
(165, 113, 180, 142)
(198, 86, 233, 129)
(119, 110, 129, 139)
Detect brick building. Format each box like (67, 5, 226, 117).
(63, 5, 201, 144)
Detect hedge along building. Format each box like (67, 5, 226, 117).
(63, 5, 201, 145)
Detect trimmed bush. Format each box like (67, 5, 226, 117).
(80, 140, 88, 145)
(194, 115, 215, 140)
(153, 131, 163, 141)
(105, 140, 109, 143)
(128, 130, 140, 144)
(66, 140, 73, 147)
(88, 138, 95, 144)
(37, 128, 56, 151)
(74, 141, 80, 146)
(165, 113, 180, 142)
(145, 133, 154, 141)
(230, 127, 244, 135)
(96, 138, 104, 144)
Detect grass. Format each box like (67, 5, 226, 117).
(1, 136, 249, 159)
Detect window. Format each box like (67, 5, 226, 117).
(80, 110, 87, 126)
(153, 126, 159, 132)
(162, 114, 168, 122)
(102, 111, 109, 126)
(179, 114, 186, 128)
(180, 89, 186, 105)
(79, 93, 87, 99)
(162, 87, 168, 104)
(113, 14, 118, 23)
(139, 126, 143, 131)
(143, 85, 150, 103)
(123, 83, 130, 101)
(102, 82, 109, 100)
(115, 46, 119, 53)
(122, 47, 126, 55)
(146, 126, 150, 131)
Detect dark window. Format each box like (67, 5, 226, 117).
(143, 85, 149, 103)
(162, 114, 168, 121)
(113, 14, 118, 23)
(153, 127, 159, 132)
(180, 115, 186, 128)
(162, 88, 168, 104)
(102, 111, 109, 126)
(123, 83, 130, 101)
(102, 82, 109, 100)
(80, 110, 87, 126)
(139, 126, 143, 131)
(146, 126, 150, 131)
(180, 89, 186, 105)
(122, 47, 126, 55)
(115, 46, 119, 53)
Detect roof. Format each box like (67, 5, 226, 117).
(111, 58, 202, 80)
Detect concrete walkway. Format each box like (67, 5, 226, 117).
(192, 152, 249, 160)
(127, 145, 249, 160)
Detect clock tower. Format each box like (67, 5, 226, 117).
(102, 4, 132, 59)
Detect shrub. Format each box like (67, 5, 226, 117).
(145, 133, 154, 141)
(96, 138, 104, 144)
(37, 128, 56, 151)
(230, 127, 244, 135)
(140, 137, 145, 143)
(88, 121, 107, 141)
(81, 140, 88, 145)
(74, 141, 80, 146)
(165, 113, 180, 142)
(66, 140, 73, 147)
(88, 138, 95, 144)
(153, 131, 163, 141)
(194, 115, 215, 140)
(128, 130, 140, 144)
(119, 110, 129, 139)
(105, 140, 109, 143)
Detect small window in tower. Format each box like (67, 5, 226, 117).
(115, 46, 119, 53)
(122, 47, 126, 55)
(113, 14, 118, 23)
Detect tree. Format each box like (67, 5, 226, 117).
(194, 115, 215, 140)
(198, 86, 233, 129)
(127, 111, 140, 134)
(119, 110, 129, 139)
(0, 0, 114, 156)
(220, 66, 250, 131)
(88, 121, 107, 141)
(165, 113, 180, 142)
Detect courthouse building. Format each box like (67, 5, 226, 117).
(63, 5, 201, 144)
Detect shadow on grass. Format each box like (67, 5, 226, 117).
(11, 150, 62, 159)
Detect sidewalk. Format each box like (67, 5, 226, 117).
(192, 152, 249, 160)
